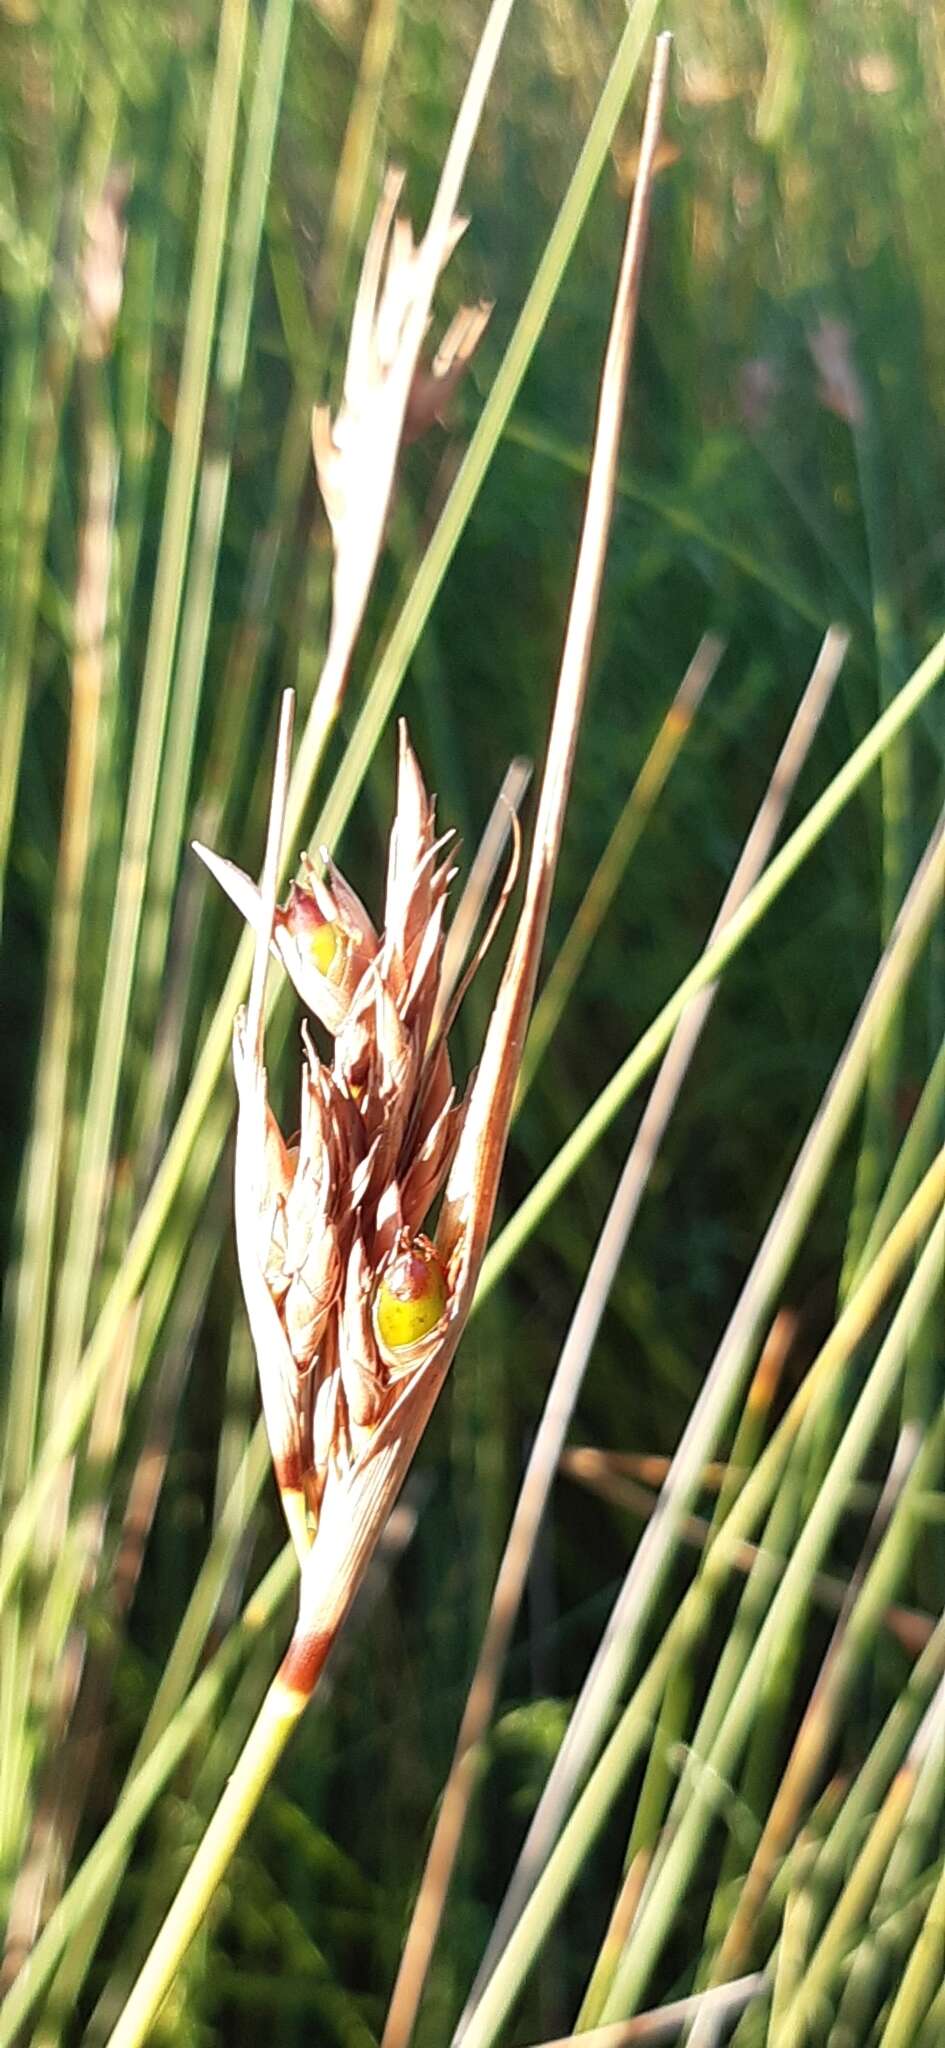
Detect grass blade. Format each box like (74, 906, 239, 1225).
(458, 814, 945, 2042)
(518, 630, 724, 1100)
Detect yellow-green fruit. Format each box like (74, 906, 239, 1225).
(308, 919, 339, 976)
(375, 1239, 446, 1351)
(284, 882, 341, 978)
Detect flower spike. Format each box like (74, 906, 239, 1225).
(110, 41, 668, 2044)
(218, 706, 479, 1562)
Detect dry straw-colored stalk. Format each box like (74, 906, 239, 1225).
(514, 1972, 766, 2044)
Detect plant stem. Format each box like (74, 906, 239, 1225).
(44, 0, 250, 1413)
(596, 1218, 945, 2024)
(462, 814, 945, 2022)
(517, 630, 724, 1100)
(0, 1544, 296, 2048)
(105, 1654, 320, 2048)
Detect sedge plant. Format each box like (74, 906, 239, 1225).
(3, 5, 945, 2046)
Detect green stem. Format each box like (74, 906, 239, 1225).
(852, 1030, 945, 1289)
(769, 1694, 945, 2048)
(44, 0, 250, 1412)
(134, 0, 297, 1045)
(0, 1545, 296, 2048)
(877, 1870, 945, 2048)
(105, 1652, 321, 2048)
(597, 1218, 945, 2025)
(452, 1148, 945, 2048)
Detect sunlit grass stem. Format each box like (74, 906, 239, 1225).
(460, 809, 945, 2024)
(43, 0, 250, 1414)
(594, 1219, 945, 2024)
(517, 629, 724, 1100)
(451, 1149, 945, 2048)
(0, 1546, 296, 2048)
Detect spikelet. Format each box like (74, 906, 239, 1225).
(312, 168, 491, 682)
(217, 722, 468, 1556)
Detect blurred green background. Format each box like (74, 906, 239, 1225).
(1, 0, 943, 2040)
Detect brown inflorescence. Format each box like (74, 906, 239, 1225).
(227, 725, 465, 1541)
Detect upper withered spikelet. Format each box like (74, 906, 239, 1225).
(313, 165, 491, 687)
(209, 724, 467, 1566)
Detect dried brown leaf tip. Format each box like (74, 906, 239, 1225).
(214, 724, 472, 1565)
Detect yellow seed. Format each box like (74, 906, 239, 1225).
(309, 920, 339, 976)
(375, 1240, 446, 1350)
(284, 883, 343, 980)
